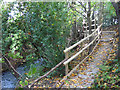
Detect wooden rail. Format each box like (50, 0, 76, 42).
(63, 24, 102, 75)
(61, 39, 101, 83)
(64, 32, 101, 65)
(56, 30, 116, 88)
(64, 24, 102, 53)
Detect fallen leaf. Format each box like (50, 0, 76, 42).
(71, 73, 75, 77)
(79, 82, 83, 84)
(112, 69, 116, 72)
(97, 63, 100, 65)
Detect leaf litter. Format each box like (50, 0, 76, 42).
(29, 30, 118, 88)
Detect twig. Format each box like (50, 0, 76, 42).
(2, 55, 22, 78)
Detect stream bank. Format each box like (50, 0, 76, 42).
(2, 59, 42, 88)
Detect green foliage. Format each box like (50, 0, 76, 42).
(19, 80, 28, 87)
(104, 2, 116, 18)
(27, 64, 37, 78)
(103, 2, 117, 27)
(2, 1, 119, 88)
(0, 58, 5, 63)
(2, 2, 74, 79)
(8, 52, 23, 59)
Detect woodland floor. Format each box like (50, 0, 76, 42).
(29, 27, 118, 88)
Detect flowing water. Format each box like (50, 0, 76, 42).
(2, 59, 42, 88)
(2, 65, 26, 88)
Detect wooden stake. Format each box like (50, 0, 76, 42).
(65, 52, 69, 75)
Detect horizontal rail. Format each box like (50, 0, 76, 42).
(83, 29, 96, 32)
(92, 19, 95, 21)
(60, 39, 101, 84)
(102, 31, 116, 33)
(63, 31, 101, 65)
(91, 24, 98, 26)
(84, 24, 98, 28)
(83, 18, 97, 22)
(83, 18, 98, 24)
(64, 24, 102, 53)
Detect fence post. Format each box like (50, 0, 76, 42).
(65, 52, 69, 75)
(81, 42, 84, 60)
(95, 19, 97, 29)
(100, 18, 103, 39)
(93, 19, 97, 46)
(98, 24, 100, 40)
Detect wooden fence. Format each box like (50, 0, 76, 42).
(29, 19, 103, 88)
(63, 23, 102, 75)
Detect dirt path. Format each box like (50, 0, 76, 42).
(61, 31, 116, 88)
(30, 31, 116, 88)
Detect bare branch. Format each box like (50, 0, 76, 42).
(70, 5, 87, 19)
(78, 1, 87, 12)
(2, 55, 22, 78)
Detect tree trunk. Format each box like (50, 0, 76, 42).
(111, 1, 120, 61)
(88, 2, 92, 54)
(72, 18, 77, 42)
(71, 2, 78, 45)
(118, 2, 120, 61)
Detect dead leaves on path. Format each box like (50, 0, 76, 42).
(29, 31, 118, 88)
(92, 31, 120, 88)
(63, 33, 117, 88)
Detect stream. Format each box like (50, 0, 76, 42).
(2, 59, 42, 89)
(2, 65, 27, 88)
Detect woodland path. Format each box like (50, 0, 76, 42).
(28, 27, 118, 88)
(61, 31, 116, 88)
